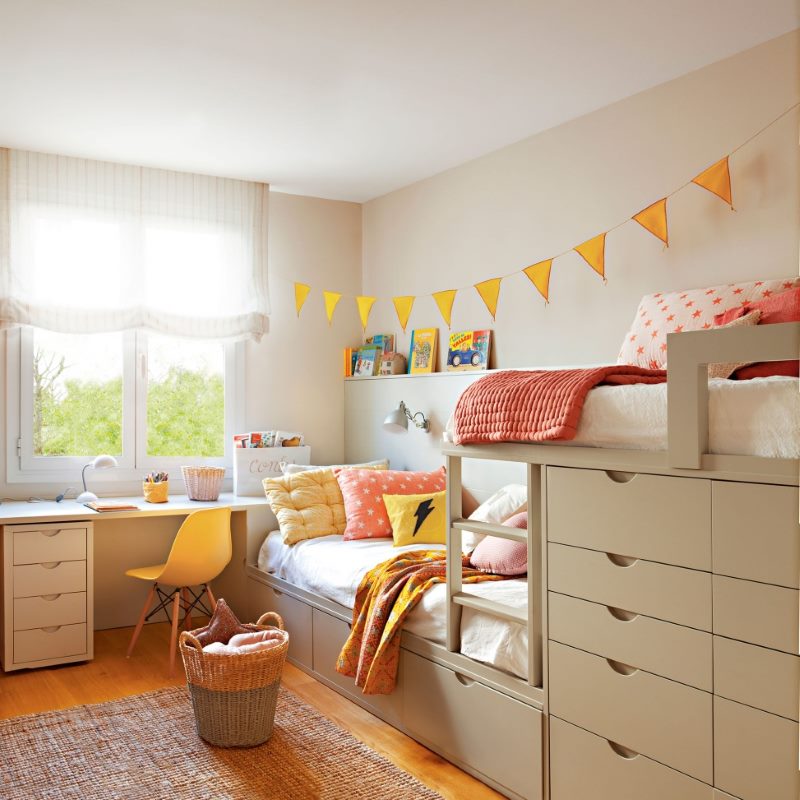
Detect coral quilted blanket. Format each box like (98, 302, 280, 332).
(453, 366, 666, 445)
(336, 550, 502, 695)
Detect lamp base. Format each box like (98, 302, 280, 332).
(76, 491, 98, 504)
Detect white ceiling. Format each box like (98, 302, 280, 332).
(0, 1, 797, 202)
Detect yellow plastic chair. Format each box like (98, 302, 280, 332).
(125, 507, 232, 673)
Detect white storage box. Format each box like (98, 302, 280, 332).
(233, 446, 311, 496)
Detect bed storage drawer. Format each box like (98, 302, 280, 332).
(550, 716, 713, 800)
(713, 575, 797, 654)
(548, 591, 712, 691)
(247, 578, 312, 668)
(549, 641, 712, 783)
(714, 696, 799, 800)
(547, 467, 710, 570)
(548, 543, 711, 631)
(13, 561, 86, 598)
(13, 526, 87, 565)
(13, 623, 88, 664)
(402, 651, 542, 800)
(712, 482, 799, 588)
(13, 592, 87, 631)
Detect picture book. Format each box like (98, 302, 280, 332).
(365, 333, 395, 355)
(353, 345, 381, 377)
(446, 329, 491, 372)
(408, 328, 438, 374)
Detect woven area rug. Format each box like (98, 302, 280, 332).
(0, 686, 443, 800)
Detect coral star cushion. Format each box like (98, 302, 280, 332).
(335, 466, 447, 540)
(384, 491, 447, 547)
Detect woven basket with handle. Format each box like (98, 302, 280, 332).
(180, 612, 289, 747)
(181, 466, 225, 501)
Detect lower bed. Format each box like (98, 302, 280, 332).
(258, 531, 530, 680)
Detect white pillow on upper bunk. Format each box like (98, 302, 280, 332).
(463, 483, 527, 551)
(282, 458, 389, 475)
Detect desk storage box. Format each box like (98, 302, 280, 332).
(233, 446, 311, 496)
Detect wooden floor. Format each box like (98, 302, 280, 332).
(0, 621, 504, 800)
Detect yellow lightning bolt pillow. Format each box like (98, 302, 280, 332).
(383, 491, 447, 547)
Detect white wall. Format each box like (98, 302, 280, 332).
(362, 32, 800, 369)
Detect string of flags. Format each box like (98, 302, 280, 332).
(293, 101, 796, 332)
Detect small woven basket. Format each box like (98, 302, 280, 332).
(182, 466, 225, 501)
(180, 612, 289, 747)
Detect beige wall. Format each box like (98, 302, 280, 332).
(362, 32, 800, 368)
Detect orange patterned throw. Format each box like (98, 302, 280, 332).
(336, 550, 502, 695)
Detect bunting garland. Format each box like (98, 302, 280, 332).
(289, 102, 798, 329)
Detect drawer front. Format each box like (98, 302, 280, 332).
(547, 467, 710, 570)
(311, 608, 402, 723)
(14, 592, 87, 632)
(713, 575, 798, 654)
(403, 651, 543, 800)
(549, 641, 712, 783)
(549, 543, 712, 631)
(714, 696, 799, 800)
(14, 623, 88, 664)
(549, 591, 712, 691)
(712, 482, 799, 589)
(13, 561, 86, 598)
(247, 579, 312, 668)
(714, 636, 798, 721)
(550, 716, 713, 800)
(13, 526, 87, 566)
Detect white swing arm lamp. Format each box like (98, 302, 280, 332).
(383, 401, 430, 433)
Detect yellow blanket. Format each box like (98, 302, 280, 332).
(336, 550, 503, 695)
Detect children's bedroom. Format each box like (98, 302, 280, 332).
(0, 3, 798, 799)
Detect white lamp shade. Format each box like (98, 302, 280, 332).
(92, 454, 118, 469)
(383, 406, 408, 433)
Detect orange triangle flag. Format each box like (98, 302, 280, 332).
(392, 296, 415, 333)
(692, 156, 732, 207)
(356, 296, 376, 331)
(323, 291, 342, 325)
(632, 198, 669, 246)
(522, 260, 553, 302)
(294, 283, 311, 317)
(574, 233, 606, 279)
(433, 289, 457, 328)
(474, 278, 502, 320)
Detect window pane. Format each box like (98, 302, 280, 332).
(33, 330, 123, 457)
(146, 336, 224, 457)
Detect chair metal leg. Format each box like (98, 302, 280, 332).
(181, 587, 193, 631)
(127, 583, 157, 658)
(205, 584, 217, 612)
(169, 590, 181, 674)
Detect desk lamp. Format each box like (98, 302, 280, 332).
(76, 455, 118, 503)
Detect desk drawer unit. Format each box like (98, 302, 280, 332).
(14, 623, 88, 665)
(13, 561, 87, 598)
(13, 526, 86, 566)
(14, 592, 87, 631)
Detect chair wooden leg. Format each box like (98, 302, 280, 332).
(169, 590, 181, 674)
(127, 583, 156, 658)
(181, 587, 193, 631)
(205, 584, 217, 612)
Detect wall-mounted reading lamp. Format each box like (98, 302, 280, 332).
(383, 401, 430, 433)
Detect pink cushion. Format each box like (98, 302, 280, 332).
(335, 466, 446, 540)
(617, 277, 800, 369)
(469, 511, 528, 576)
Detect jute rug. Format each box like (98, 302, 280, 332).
(0, 686, 444, 799)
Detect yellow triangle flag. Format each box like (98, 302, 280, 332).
(474, 278, 502, 320)
(323, 291, 342, 325)
(522, 259, 553, 302)
(392, 296, 415, 333)
(692, 156, 732, 207)
(632, 198, 669, 246)
(574, 233, 606, 279)
(432, 289, 457, 328)
(356, 296, 376, 331)
(294, 283, 311, 317)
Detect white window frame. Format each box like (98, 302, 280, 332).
(5, 328, 244, 486)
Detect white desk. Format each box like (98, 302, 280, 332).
(0, 494, 274, 671)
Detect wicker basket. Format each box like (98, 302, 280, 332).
(182, 466, 225, 501)
(180, 612, 289, 747)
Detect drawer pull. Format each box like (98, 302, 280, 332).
(608, 740, 640, 760)
(606, 658, 639, 676)
(272, 588, 283, 597)
(40, 562, 62, 570)
(606, 605, 639, 622)
(606, 553, 638, 568)
(41, 594, 61, 602)
(41, 626, 62, 633)
(454, 672, 475, 687)
(41, 529, 64, 538)
(604, 470, 637, 484)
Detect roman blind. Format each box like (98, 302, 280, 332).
(0, 148, 269, 340)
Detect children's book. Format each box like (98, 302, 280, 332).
(353, 345, 381, 377)
(408, 328, 438, 374)
(365, 333, 395, 355)
(446, 330, 492, 372)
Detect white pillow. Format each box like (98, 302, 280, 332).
(463, 483, 528, 551)
(282, 458, 389, 475)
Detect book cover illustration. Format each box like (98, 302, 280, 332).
(365, 333, 395, 355)
(353, 345, 381, 377)
(409, 328, 438, 374)
(446, 329, 491, 372)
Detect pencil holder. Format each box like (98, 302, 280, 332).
(143, 480, 169, 503)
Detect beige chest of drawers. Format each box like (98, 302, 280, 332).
(547, 466, 799, 800)
(1, 522, 94, 670)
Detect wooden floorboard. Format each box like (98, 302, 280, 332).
(0, 622, 504, 800)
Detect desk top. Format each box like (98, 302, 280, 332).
(0, 494, 271, 525)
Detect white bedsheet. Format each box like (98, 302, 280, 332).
(257, 532, 529, 680)
(444, 376, 800, 458)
